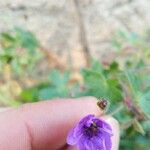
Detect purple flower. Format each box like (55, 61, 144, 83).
(67, 114, 113, 150)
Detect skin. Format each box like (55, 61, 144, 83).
(0, 97, 119, 150)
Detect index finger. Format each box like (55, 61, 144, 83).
(0, 97, 102, 150)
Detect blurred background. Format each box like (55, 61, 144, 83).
(0, 0, 150, 149)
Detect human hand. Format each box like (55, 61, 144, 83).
(0, 97, 119, 150)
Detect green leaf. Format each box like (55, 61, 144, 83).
(39, 87, 59, 100)
(133, 119, 145, 135)
(81, 62, 122, 102)
(107, 79, 122, 102)
(19, 88, 39, 102)
(90, 59, 104, 73)
(109, 61, 119, 72)
(138, 87, 150, 117)
(125, 71, 141, 97)
(37, 70, 71, 100)
(15, 28, 39, 51)
(49, 70, 70, 87)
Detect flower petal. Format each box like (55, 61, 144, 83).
(67, 115, 94, 145)
(78, 136, 105, 150)
(77, 140, 87, 150)
(104, 134, 112, 150)
(78, 114, 95, 127)
(94, 118, 113, 136)
(67, 114, 113, 150)
(67, 125, 82, 145)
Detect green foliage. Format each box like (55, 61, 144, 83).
(140, 87, 150, 117)
(19, 70, 72, 101)
(39, 70, 71, 100)
(111, 29, 150, 149)
(0, 28, 150, 149)
(0, 28, 43, 106)
(80, 60, 123, 104)
(0, 27, 42, 75)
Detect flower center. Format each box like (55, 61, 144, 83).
(83, 122, 99, 138)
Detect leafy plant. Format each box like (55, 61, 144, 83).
(0, 28, 149, 149)
(80, 61, 150, 150)
(0, 28, 42, 106)
(79, 60, 122, 104)
(0, 27, 42, 76)
(19, 70, 72, 101)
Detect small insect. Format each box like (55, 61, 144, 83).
(97, 99, 108, 110)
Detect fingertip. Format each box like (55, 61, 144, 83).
(100, 116, 120, 150)
(76, 96, 103, 116)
